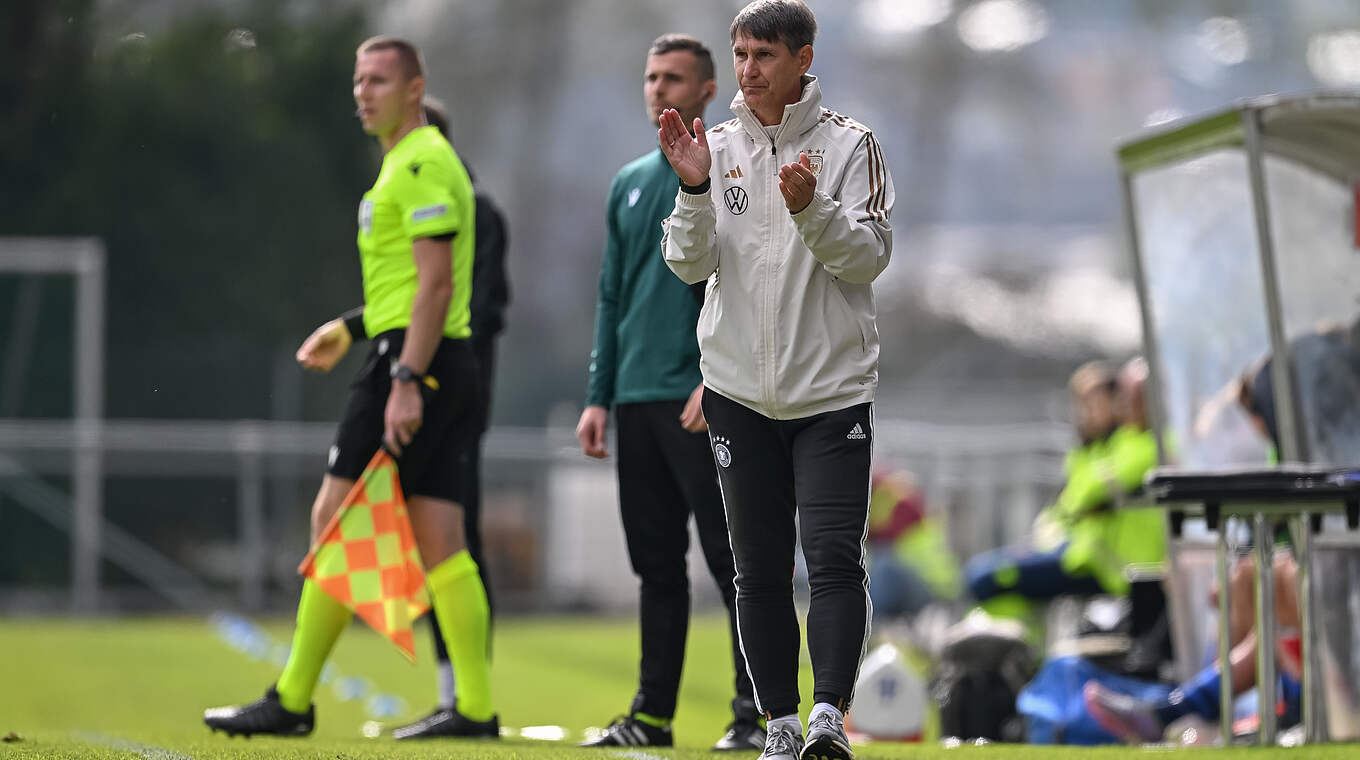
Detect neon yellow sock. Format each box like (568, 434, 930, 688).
(428, 550, 494, 721)
(275, 579, 353, 714)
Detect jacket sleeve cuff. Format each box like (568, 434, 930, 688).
(674, 186, 712, 209)
(584, 391, 612, 409)
(790, 189, 834, 226)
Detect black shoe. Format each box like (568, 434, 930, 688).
(391, 706, 500, 740)
(713, 719, 766, 751)
(579, 715, 673, 747)
(203, 686, 314, 738)
(391, 707, 452, 740)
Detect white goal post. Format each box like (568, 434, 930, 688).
(0, 237, 105, 612)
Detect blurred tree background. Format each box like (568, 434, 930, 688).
(4, 0, 1353, 430)
(1, 0, 372, 422)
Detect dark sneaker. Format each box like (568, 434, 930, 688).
(1083, 681, 1164, 744)
(712, 719, 766, 751)
(760, 721, 804, 760)
(391, 707, 500, 740)
(801, 710, 852, 760)
(203, 686, 314, 737)
(579, 715, 673, 747)
(391, 707, 455, 740)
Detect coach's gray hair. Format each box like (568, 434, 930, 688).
(730, 0, 817, 54)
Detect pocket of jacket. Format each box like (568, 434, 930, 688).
(698, 273, 720, 342)
(829, 277, 868, 354)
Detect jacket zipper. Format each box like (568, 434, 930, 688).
(764, 137, 778, 417)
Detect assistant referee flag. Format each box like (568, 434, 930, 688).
(298, 451, 429, 661)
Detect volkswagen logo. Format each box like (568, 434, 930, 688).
(723, 186, 749, 215)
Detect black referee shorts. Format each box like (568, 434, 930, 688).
(326, 329, 479, 503)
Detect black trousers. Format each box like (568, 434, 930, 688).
(431, 337, 496, 665)
(615, 400, 756, 721)
(701, 389, 873, 718)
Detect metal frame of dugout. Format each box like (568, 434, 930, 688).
(1117, 93, 1360, 747)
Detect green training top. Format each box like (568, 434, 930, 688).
(586, 148, 702, 408)
(358, 125, 473, 339)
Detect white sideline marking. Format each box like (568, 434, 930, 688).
(613, 752, 667, 760)
(519, 725, 568, 741)
(73, 731, 196, 760)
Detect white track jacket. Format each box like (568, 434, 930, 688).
(662, 76, 895, 420)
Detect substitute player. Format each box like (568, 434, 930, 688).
(659, 2, 894, 758)
(203, 36, 497, 739)
(575, 33, 763, 752)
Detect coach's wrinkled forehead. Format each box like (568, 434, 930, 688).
(730, 0, 817, 54)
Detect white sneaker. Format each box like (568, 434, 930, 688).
(802, 709, 853, 759)
(760, 721, 804, 760)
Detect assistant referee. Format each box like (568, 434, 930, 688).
(204, 36, 497, 739)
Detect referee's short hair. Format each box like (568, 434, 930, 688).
(357, 35, 424, 81)
(730, 0, 817, 55)
(648, 33, 715, 83)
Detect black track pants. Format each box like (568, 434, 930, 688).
(701, 389, 873, 718)
(616, 400, 756, 721)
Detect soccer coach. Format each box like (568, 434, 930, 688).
(658, 2, 894, 759)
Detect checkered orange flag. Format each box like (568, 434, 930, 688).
(298, 451, 429, 661)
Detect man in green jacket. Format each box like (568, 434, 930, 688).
(574, 33, 762, 752)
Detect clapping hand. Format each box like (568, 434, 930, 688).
(658, 109, 711, 187)
(778, 152, 816, 214)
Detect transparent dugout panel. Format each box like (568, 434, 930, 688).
(1132, 150, 1274, 469)
(1262, 157, 1360, 467)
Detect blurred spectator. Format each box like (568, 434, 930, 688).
(1060, 357, 1164, 596)
(1236, 354, 1280, 458)
(963, 361, 1123, 624)
(865, 468, 960, 621)
(1239, 319, 1360, 464)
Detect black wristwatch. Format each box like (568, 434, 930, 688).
(390, 363, 424, 385)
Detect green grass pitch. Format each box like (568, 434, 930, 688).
(0, 613, 1354, 759)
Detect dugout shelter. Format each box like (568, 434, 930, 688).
(1117, 92, 1360, 746)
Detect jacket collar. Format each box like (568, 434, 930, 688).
(731, 75, 823, 146)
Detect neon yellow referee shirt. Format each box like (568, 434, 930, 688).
(357, 125, 474, 340)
